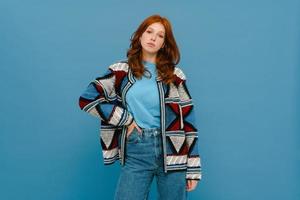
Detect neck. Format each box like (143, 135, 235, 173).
(142, 50, 157, 64)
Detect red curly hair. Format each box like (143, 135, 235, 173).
(126, 14, 180, 84)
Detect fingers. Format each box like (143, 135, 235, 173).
(135, 123, 142, 133)
(126, 126, 135, 138)
(126, 124, 134, 138)
(186, 180, 198, 192)
(126, 120, 142, 138)
(130, 121, 142, 133)
(186, 180, 191, 191)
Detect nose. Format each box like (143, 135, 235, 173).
(151, 35, 156, 41)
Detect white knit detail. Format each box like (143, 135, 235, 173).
(187, 157, 201, 167)
(100, 129, 115, 148)
(87, 107, 100, 118)
(169, 135, 185, 153)
(108, 106, 123, 125)
(168, 83, 180, 98)
(185, 136, 196, 149)
(178, 82, 190, 102)
(174, 67, 186, 80)
(186, 173, 201, 180)
(94, 75, 116, 99)
(109, 62, 129, 72)
(103, 148, 118, 159)
(166, 155, 187, 165)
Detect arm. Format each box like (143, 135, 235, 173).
(78, 67, 133, 127)
(178, 79, 202, 181)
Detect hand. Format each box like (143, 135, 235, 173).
(126, 120, 142, 138)
(186, 180, 198, 191)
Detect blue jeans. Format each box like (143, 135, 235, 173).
(114, 127, 187, 200)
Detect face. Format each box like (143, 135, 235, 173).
(139, 22, 166, 55)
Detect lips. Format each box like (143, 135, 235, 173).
(147, 42, 155, 47)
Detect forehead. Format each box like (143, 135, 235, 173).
(147, 22, 165, 33)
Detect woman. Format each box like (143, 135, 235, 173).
(79, 14, 202, 200)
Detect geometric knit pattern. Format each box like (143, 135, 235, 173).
(79, 60, 202, 181)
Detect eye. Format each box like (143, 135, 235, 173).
(159, 35, 164, 38)
(146, 30, 152, 33)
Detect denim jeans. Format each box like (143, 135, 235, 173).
(114, 127, 187, 200)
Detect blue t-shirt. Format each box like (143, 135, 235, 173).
(125, 61, 161, 128)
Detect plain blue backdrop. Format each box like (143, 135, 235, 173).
(1, 0, 299, 200)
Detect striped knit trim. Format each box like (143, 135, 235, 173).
(166, 164, 187, 171)
(118, 109, 133, 126)
(103, 147, 119, 160)
(83, 98, 105, 112)
(186, 171, 201, 180)
(103, 155, 119, 165)
(82, 99, 109, 121)
(180, 100, 193, 106)
(164, 98, 181, 103)
(158, 81, 167, 173)
(87, 107, 101, 118)
(166, 155, 187, 166)
(109, 62, 129, 72)
(107, 106, 122, 125)
(187, 157, 201, 168)
(165, 130, 185, 136)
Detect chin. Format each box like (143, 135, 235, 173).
(143, 48, 159, 54)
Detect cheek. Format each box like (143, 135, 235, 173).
(157, 39, 165, 47)
(140, 34, 147, 43)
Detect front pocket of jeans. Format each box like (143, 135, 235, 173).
(126, 128, 140, 144)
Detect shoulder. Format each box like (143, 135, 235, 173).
(108, 59, 129, 72)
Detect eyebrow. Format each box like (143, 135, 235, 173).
(147, 27, 165, 34)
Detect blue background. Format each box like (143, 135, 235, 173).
(1, 0, 299, 199)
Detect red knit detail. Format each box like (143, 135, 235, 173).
(168, 103, 180, 114)
(79, 97, 92, 109)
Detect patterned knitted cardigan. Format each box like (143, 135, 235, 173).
(78, 60, 202, 180)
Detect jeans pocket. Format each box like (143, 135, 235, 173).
(126, 128, 140, 144)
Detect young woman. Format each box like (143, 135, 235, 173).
(79, 14, 202, 200)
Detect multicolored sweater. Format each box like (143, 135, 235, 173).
(78, 60, 202, 180)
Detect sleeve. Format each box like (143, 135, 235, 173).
(178, 78, 202, 181)
(78, 66, 133, 127)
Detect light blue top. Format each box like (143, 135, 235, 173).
(125, 61, 161, 128)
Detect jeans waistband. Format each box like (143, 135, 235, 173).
(141, 127, 161, 137)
